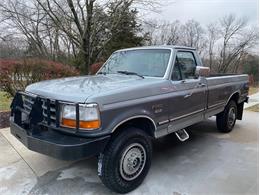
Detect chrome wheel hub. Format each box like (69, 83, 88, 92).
(119, 143, 146, 181)
(228, 107, 236, 127)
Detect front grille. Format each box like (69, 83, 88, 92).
(12, 91, 63, 128)
(22, 94, 58, 125)
(42, 99, 58, 125)
(23, 95, 35, 113)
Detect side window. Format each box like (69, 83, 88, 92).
(171, 59, 182, 81)
(176, 51, 197, 79)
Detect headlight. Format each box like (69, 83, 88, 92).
(61, 103, 100, 130)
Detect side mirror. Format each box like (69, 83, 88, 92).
(195, 66, 210, 77)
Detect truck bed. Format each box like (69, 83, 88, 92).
(207, 73, 241, 77)
(205, 74, 249, 117)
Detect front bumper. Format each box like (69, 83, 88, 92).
(9, 91, 111, 160)
(10, 118, 110, 160)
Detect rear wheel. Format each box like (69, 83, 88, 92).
(98, 127, 152, 194)
(216, 100, 237, 133)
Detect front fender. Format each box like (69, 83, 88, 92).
(100, 105, 157, 135)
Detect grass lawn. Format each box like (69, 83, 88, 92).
(0, 91, 12, 111)
(245, 104, 259, 112)
(249, 86, 259, 95)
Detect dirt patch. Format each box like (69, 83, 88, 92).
(245, 104, 259, 112)
(249, 87, 259, 95)
(0, 111, 10, 128)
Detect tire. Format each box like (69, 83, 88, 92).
(98, 127, 152, 194)
(216, 100, 237, 133)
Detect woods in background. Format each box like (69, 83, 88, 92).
(145, 15, 258, 76)
(0, 0, 258, 82)
(0, 0, 154, 73)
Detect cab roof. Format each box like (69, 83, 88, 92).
(116, 45, 196, 52)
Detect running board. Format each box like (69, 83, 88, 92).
(175, 129, 189, 142)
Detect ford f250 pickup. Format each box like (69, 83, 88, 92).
(10, 45, 249, 193)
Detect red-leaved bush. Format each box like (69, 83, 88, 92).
(0, 58, 79, 97)
(91, 62, 104, 74)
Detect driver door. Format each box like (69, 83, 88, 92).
(168, 51, 207, 133)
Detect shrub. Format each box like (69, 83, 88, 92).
(0, 58, 79, 97)
(91, 62, 104, 74)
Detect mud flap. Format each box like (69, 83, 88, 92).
(237, 102, 244, 120)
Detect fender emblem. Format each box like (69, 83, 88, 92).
(152, 104, 163, 113)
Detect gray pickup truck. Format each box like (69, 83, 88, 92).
(10, 45, 249, 193)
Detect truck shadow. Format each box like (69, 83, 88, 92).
(153, 118, 218, 157)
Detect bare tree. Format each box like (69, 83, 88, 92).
(179, 20, 206, 54)
(34, 0, 160, 73)
(217, 14, 258, 73)
(206, 23, 219, 69)
(143, 20, 181, 45)
(0, 0, 67, 59)
(0, 0, 161, 73)
(1, 1, 257, 75)
(158, 20, 181, 45)
(0, 1, 47, 56)
(0, 35, 26, 58)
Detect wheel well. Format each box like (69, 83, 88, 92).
(229, 92, 239, 104)
(113, 117, 156, 137)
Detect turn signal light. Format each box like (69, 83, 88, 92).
(61, 118, 100, 130)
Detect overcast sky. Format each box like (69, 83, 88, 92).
(148, 0, 258, 26)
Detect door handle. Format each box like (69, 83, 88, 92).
(184, 93, 192, 98)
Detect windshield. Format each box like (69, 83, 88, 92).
(100, 49, 171, 77)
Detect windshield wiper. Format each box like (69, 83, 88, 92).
(117, 71, 144, 79)
(97, 71, 107, 75)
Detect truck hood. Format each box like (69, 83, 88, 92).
(25, 74, 163, 103)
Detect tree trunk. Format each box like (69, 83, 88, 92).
(82, 38, 89, 74)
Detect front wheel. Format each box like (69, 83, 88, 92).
(216, 100, 237, 133)
(98, 127, 152, 194)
